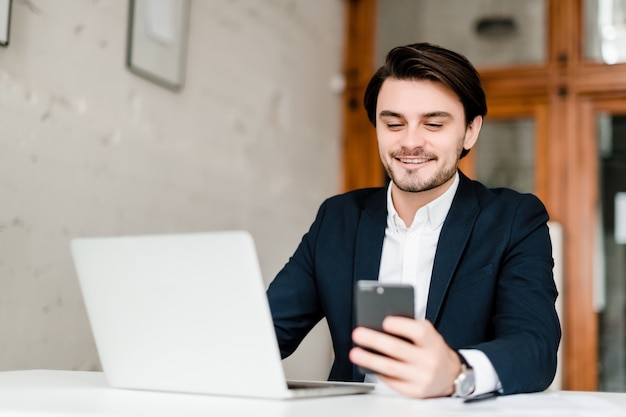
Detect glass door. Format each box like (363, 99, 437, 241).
(474, 118, 536, 193)
(596, 112, 626, 391)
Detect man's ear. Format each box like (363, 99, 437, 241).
(463, 116, 483, 152)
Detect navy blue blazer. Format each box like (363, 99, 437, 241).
(267, 172, 561, 395)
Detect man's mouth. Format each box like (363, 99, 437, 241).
(398, 157, 431, 164)
(394, 153, 437, 166)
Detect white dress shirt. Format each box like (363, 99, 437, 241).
(365, 172, 501, 396)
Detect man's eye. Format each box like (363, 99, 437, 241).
(425, 123, 443, 128)
(387, 123, 403, 129)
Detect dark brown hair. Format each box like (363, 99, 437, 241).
(364, 43, 487, 158)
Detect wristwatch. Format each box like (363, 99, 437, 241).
(452, 352, 476, 398)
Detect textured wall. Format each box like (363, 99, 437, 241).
(0, 0, 344, 379)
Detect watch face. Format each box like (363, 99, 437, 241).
(455, 366, 476, 397)
(459, 372, 475, 396)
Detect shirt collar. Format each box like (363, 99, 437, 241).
(386, 172, 460, 231)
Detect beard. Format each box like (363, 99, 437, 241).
(384, 161, 458, 193)
(383, 146, 464, 193)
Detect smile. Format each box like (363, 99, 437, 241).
(398, 157, 431, 164)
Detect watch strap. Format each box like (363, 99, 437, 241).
(456, 350, 472, 369)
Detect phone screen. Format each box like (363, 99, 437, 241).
(355, 281, 415, 330)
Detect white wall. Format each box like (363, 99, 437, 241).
(0, 0, 344, 380)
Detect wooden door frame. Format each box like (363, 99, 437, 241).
(341, 0, 382, 191)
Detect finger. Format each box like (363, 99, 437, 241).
(352, 324, 433, 377)
(349, 346, 406, 377)
(379, 318, 457, 378)
(352, 326, 417, 362)
(380, 318, 461, 397)
(375, 351, 458, 399)
(382, 317, 439, 347)
(351, 328, 428, 382)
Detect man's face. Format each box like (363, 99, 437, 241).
(376, 78, 481, 195)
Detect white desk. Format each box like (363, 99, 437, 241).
(0, 370, 625, 417)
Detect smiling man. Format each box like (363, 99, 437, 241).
(266, 43, 561, 399)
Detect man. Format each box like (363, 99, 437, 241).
(266, 43, 560, 399)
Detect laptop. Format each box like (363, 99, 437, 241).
(70, 230, 373, 399)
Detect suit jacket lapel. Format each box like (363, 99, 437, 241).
(425, 173, 480, 323)
(354, 189, 387, 283)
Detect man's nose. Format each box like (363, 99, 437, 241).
(399, 126, 426, 149)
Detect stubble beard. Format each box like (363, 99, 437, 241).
(385, 161, 458, 193)
(384, 146, 464, 193)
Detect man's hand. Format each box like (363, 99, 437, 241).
(349, 317, 461, 398)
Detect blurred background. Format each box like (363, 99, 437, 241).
(0, 0, 343, 381)
(1, 0, 626, 393)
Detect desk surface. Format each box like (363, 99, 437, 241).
(0, 370, 625, 417)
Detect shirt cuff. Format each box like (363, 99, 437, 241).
(458, 348, 502, 396)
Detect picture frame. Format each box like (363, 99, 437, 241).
(126, 0, 190, 91)
(0, 0, 11, 47)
